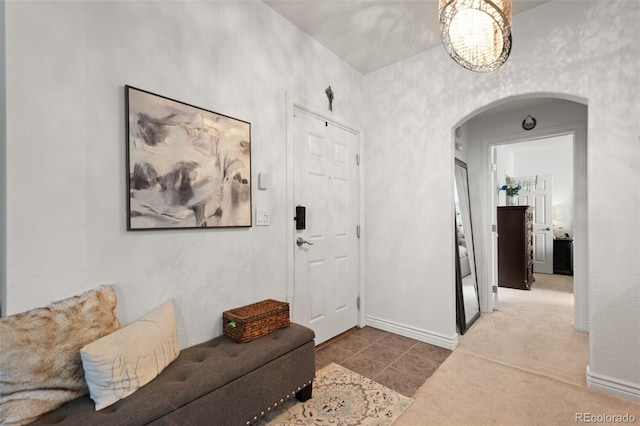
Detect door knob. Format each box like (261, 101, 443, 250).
(296, 237, 314, 247)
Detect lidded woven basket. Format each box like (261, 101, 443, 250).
(223, 299, 290, 343)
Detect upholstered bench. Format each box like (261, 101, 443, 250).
(31, 323, 316, 426)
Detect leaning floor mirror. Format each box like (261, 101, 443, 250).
(454, 159, 481, 334)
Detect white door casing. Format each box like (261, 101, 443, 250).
(292, 108, 360, 345)
(490, 148, 499, 310)
(514, 174, 553, 274)
(483, 123, 587, 331)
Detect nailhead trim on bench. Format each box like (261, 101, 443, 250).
(245, 379, 314, 424)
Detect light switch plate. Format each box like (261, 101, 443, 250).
(255, 209, 270, 226)
(258, 172, 269, 190)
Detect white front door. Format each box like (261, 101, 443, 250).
(293, 109, 360, 345)
(515, 174, 554, 274)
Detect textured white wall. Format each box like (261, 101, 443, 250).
(364, 0, 640, 394)
(3, 1, 362, 348)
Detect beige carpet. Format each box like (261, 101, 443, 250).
(261, 362, 413, 425)
(397, 274, 640, 425)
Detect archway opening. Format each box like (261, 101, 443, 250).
(452, 94, 588, 332)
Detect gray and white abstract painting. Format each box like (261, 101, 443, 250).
(126, 86, 251, 229)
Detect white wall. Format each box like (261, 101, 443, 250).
(2, 1, 362, 348)
(0, 0, 6, 316)
(364, 0, 640, 399)
(495, 144, 515, 207)
(513, 135, 574, 237)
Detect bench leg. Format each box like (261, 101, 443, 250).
(295, 383, 313, 402)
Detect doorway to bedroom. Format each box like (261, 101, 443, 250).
(479, 100, 588, 333)
(494, 134, 574, 272)
(491, 133, 576, 320)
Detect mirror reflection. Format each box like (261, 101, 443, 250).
(455, 159, 480, 334)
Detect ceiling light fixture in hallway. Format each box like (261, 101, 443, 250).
(439, 0, 512, 72)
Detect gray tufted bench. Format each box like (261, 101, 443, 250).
(31, 323, 316, 426)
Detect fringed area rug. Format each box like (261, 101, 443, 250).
(259, 362, 413, 425)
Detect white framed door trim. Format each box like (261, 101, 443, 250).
(481, 121, 588, 331)
(285, 91, 366, 330)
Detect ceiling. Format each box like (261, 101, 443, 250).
(264, 0, 550, 74)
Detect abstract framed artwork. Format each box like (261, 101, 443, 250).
(125, 86, 251, 230)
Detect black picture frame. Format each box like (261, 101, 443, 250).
(125, 86, 251, 230)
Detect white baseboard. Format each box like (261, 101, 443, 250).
(365, 315, 458, 350)
(587, 366, 640, 402)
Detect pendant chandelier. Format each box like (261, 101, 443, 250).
(439, 0, 512, 72)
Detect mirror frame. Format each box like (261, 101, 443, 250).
(455, 159, 481, 334)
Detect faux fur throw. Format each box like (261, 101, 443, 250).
(0, 285, 120, 426)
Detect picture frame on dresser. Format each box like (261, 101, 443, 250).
(125, 86, 251, 230)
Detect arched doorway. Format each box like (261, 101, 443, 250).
(453, 94, 588, 332)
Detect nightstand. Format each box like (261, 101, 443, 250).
(553, 239, 573, 275)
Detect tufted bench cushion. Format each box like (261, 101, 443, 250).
(31, 323, 315, 425)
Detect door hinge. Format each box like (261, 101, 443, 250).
(357, 296, 361, 310)
(491, 163, 497, 172)
(356, 225, 361, 238)
(492, 224, 497, 232)
(492, 285, 498, 293)
(356, 154, 360, 165)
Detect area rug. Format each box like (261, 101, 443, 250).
(259, 363, 413, 425)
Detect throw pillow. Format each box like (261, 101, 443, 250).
(80, 300, 180, 410)
(0, 285, 120, 426)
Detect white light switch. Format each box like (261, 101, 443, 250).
(258, 172, 270, 190)
(256, 209, 270, 226)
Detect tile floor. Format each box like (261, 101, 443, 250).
(315, 326, 452, 397)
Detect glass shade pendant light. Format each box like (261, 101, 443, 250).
(439, 0, 512, 72)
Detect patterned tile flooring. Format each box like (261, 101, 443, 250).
(315, 326, 452, 397)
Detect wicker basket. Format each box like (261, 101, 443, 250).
(223, 299, 290, 343)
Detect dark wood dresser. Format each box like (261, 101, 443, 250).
(553, 238, 573, 275)
(498, 206, 534, 290)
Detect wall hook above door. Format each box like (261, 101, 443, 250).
(325, 86, 334, 111)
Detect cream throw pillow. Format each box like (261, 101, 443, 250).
(0, 285, 120, 426)
(80, 300, 180, 410)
